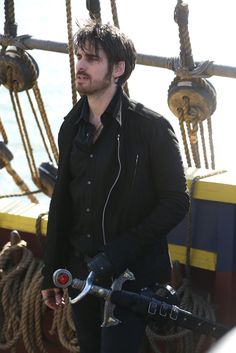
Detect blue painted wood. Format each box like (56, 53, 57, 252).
(168, 199, 236, 272)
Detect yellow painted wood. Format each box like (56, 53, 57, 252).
(186, 168, 236, 204)
(0, 212, 48, 235)
(168, 243, 217, 271)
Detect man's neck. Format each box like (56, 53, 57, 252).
(87, 85, 118, 126)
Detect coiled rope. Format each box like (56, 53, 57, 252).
(0, 231, 79, 353)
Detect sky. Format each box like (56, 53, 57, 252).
(1, 0, 236, 198)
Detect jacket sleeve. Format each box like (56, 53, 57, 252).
(41, 124, 71, 290)
(102, 117, 189, 274)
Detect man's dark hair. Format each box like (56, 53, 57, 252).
(74, 21, 136, 86)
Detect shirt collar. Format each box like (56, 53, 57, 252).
(103, 86, 122, 126)
(75, 87, 123, 126)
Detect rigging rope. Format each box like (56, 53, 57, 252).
(4, 0, 17, 37)
(65, 0, 77, 106)
(0, 163, 39, 203)
(109, 0, 130, 96)
(26, 90, 53, 164)
(110, 0, 120, 28)
(0, 115, 39, 203)
(9, 84, 41, 188)
(0, 189, 42, 200)
(32, 82, 59, 165)
(0, 117, 8, 144)
(174, 0, 194, 71)
(86, 0, 102, 22)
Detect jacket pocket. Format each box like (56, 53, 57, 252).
(130, 154, 139, 190)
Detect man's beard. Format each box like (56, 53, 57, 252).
(76, 70, 113, 96)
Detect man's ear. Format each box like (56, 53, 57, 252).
(113, 61, 125, 80)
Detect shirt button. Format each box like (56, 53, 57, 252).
(86, 208, 90, 213)
(86, 234, 92, 238)
(87, 180, 91, 185)
(89, 154, 93, 158)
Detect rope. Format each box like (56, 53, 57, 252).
(26, 90, 53, 163)
(0, 233, 79, 353)
(65, 0, 77, 106)
(185, 169, 226, 280)
(35, 212, 48, 251)
(0, 189, 41, 200)
(87, 0, 102, 22)
(0, 117, 8, 144)
(109, 0, 129, 96)
(32, 82, 59, 165)
(3, 45, 58, 167)
(170, 76, 217, 169)
(207, 116, 215, 169)
(199, 121, 209, 169)
(110, 0, 120, 28)
(51, 291, 79, 352)
(0, 161, 39, 203)
(183, 97, 201, 168)
(18, 49, 38, 86)
(177, 110, 192, 167)
(9, 87, 40, 187)
(174, 0, 194, 71)
(4, 0, 17, 37)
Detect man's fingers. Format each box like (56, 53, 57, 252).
(54, 291, 65, 307)
(41, 288, 64, 310)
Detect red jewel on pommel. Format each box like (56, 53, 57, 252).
(58, 273, 70, 285)
(53, 269, 73, 288)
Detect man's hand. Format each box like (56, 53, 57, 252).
(41, 288, 65, 310)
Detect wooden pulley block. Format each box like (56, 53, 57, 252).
(168, 78, 217, 120)
(0, 141, 14, 169)
(38, 162, 57, 197)
(0, 46, 39, 92)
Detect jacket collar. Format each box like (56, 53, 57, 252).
(63, 87, 127, 128)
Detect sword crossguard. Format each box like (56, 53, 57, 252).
(69, 271, 95, 304)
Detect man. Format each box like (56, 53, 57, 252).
(41, 21, 189, 353)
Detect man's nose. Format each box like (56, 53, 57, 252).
(76, 58, 86, 71)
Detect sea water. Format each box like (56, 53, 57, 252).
(1, 0, 236, 207)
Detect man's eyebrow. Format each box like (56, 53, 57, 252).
(76, 49, 100, 59)
(85, 53, 100, 59)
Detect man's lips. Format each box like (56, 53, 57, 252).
(77, 73, 90, 80)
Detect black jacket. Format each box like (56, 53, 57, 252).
(42, 90, 189, 289)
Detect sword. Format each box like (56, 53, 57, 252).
(53, 269, 230, 338)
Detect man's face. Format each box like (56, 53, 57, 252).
(75, 42, 114, 96)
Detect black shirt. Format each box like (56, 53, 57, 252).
(69, 88, 121, 256)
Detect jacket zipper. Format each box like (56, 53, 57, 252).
(102, 134, 122, 245)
